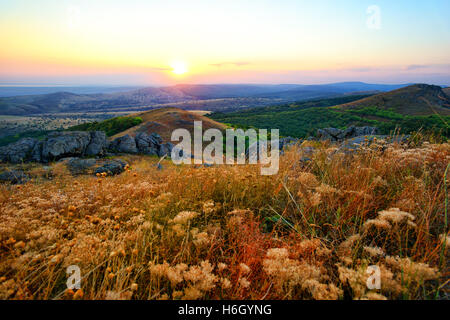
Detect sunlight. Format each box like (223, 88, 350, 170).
(170, 61, 188, 75)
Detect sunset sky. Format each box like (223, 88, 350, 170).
(0, 0, 449, 86)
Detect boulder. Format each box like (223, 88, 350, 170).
(158, 142, 174, 157)
(41, 131, 91, 161)
(67, 158, 97, 175)
(31, 141, 43, 162)
(246, 137, 301, 159)
(135, 132, 160, 155)
(0, 170, 29, 184)
(0, 138, 38, 163)
(108, 135, 138, 154)
(85, 131, 107, 156)
(94, 159, 128, 176)
(317, 126, 379, 141)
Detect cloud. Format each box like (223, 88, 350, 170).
(344, 67, 377, 72)
(149, 67, 172, 71)
(406, 64, 428, 71)
(405, 64, 450, 71)
(210, 61, 251, 68)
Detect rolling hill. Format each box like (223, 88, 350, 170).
(209, 84, 450, 137)
(338, 84, 450, 116)
(110, 107, 227, 142)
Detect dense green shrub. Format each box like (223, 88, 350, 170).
(67, 116, 143, 136)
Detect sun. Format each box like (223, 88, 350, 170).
(170, 61, 188, 75)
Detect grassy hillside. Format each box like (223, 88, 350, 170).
(338, 84, 450, 116)
(210, 87, 450, 138)
(110, 107, 227, 141)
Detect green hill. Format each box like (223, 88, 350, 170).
(209, 85, 450, 138)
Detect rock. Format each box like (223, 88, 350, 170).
(317, 126, 378, 141)
(298, 146, 315, 163)
(41, 131, 91, 161)
(135, 132, 160, 155)
(31, 141, 43, 162)
(353, 126, 379, 137)
(0, 170, 29, 184)
(67, 158, 97, 175)
(158, 142, 174, 157)
(0, 138, 38, 163)
(94, 159, 128, 176)
(246, 137, 301, 159)
(108, 135, 138, 154)
(85, 131, 107, 156)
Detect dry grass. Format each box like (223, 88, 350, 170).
(0, 139, 449, 300)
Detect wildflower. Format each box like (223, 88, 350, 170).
(183, 286, 203, 300)
(65, 288, 75, 298)
(363, 246, 385, 257)
(6, 238, 16, 245)
(316, 184, 338, 195)
(130, 283, 138, 291)
(220, 278, 232, 289)
(363, 292, 388, 300)
(193, 232, 210, 247)
(202, 200, 216, 215)
(73, 289, 84, 300)
(239, 263, 251, 275)
(217, 263, 227, 272)
(378, 208, 415, 224)
(239, 277, 250, 288)
(14, 241, 25, 250)
(363, 219, 391, 230)
(170, 211, 199, 224)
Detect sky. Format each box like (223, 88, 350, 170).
(0, 0, 449, 86)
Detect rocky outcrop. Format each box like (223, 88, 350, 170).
(108, 134, 138, 154)
(66, 158, 98, 175)
(0, 129, 174, 164)
(0, 170, 29, 184)
(41, 131, 92, 161)
(135, 132, 161, 155)
(317, 126, 378, 141)
(0, 131, 108, 164)
(158, 142, 174, 157)
(246, 137, 301, 159)
(94, 159, 128, 176)
(66, 158, 128, 176)
(85, 131, 107, 156)
(0, 138, 38, 163)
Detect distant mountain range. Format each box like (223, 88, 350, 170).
(0, 82, 412, 116)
